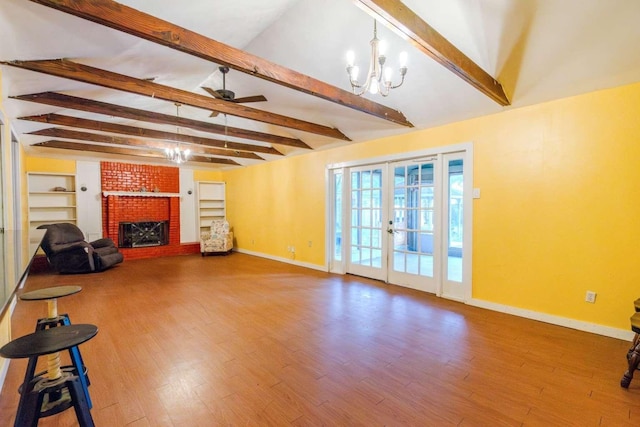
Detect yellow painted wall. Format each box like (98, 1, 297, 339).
(193, 169, 223, 182)
(224, 81, 640, 331)
(25, 156, 76, 173)
(225, 153, 328, 264)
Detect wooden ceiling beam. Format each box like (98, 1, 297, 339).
(28, 128, 264, 160)
(12, 92, 298, 150)
(355, 0, 510, 106)
(20, 114, 282, 156)
(28, 0, 413, 127)
(3, 59, 349, 141)
(33, 140, 240, 165)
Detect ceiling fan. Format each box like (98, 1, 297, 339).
(202, 66, 267, 117)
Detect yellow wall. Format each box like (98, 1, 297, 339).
(224, 81, 640, 331)
(225, 153, 328, 264)
(193, 169, 223, 182)
(25, 156, 76, 173)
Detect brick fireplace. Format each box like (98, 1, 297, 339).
(101, 162, 199, 260)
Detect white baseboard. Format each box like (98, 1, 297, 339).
(0, 297, 18, 393)
(468, 298, 635, 341)
(0, 358, 9, 394)
(234, 248, 327, 272)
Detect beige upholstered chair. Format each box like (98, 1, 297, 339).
(200, 219, 233, 255)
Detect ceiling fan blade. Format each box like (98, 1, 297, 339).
(209, 111, 220, 118)
(232, 95, 268, 103)
(201, 86, 225, 99)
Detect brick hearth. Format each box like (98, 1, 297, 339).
(101, 162, 199, 260)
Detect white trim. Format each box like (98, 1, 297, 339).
(327, 142, 473, 170)
(0, 358, 9, 394)
(103, 191, 181, 197)
(0, 296, 18, 393)
(324, 167, 332, 272)
(234, 248, 327, 272)
(468, 298, 635, 341)
(463, 146, 473, 302)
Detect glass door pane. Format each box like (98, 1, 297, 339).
(334, 171, 343, 261)
(388, 160, 437, 293)
(347, 166, 386, 280)
(442, 153, 467, 301)
(446, 159, 463, 283)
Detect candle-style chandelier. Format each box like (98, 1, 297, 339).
(165, 103, 191, 164)
(345, 20, 408, 97)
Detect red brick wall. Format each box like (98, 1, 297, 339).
(101, 162, 199, 260)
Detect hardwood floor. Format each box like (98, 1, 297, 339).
(1, 253, 638, 426)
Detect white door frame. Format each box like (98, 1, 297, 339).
(327, 142, 473, 302)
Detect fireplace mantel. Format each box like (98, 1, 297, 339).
(103, 191, 181, 198)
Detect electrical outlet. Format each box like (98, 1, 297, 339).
(585, 291, 597, 303)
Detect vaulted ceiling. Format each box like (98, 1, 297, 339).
(1, 0, 640, 168)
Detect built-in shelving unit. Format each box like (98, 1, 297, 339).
(27, 172, 77, 254)
(196, 181, 226, 234)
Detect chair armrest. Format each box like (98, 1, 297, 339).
(90, 238, 117, 249)
(49, 241, 93, 256)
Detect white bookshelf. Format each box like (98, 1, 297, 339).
(196, 181, 226, 234)
(27, 172, 77, 254)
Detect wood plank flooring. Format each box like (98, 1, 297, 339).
(0, 253, 638, 426)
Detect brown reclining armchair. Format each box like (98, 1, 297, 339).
(37, 223, 124, 274)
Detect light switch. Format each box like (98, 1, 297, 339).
(473, 188, 481, 199)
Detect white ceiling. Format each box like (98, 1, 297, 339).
(1, 0, 640, 167)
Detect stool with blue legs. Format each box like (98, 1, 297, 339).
(19, 286, 91, 408)
(0, 324, 98, 427)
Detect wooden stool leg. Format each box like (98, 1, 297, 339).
(627, 333, 640, 361)
(621, 339, 640, 388)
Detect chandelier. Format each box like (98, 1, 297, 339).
(165, 103, 191, 164)
(346, 20, 408, 97)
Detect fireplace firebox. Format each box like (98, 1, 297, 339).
(119, 221, 168, 248)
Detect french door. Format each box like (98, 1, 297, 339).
(387, 158, 438, 293)
(347, 165, 387, 281)
(331, 149, 470, 301)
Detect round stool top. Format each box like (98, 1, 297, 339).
(20, 285, 82, 301)
(0, 324, 98, 359)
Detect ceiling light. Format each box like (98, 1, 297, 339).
(165, 103, 191, 164)
(346, 20, 408, 97)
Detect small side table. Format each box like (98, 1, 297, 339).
(0, 324, 98, 427)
